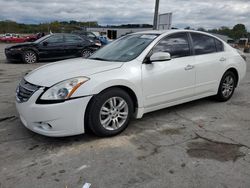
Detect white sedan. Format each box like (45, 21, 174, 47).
(16, 30, 247, 137)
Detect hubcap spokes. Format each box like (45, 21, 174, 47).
(222, 75, 234, 98)
(99, 97, 128, 131)
(82, 51, 92, 58)
(25, 52, 36, 63)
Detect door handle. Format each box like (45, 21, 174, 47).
(220, 57, 226, 62)
(185, 64, 194, 71)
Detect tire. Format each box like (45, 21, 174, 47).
(81, 49, 93, 58)
(87, 88, 134, 137)
(215, 71, 236, 102)
(22, 50, 37, 64)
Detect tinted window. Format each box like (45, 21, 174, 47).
(65, 35, 82, 43)
(191, 33, 216, 55)
(45, 35, 64, 43)
(87, 33, 96, 38)
(215, 39, 224, 52)
(152, 33, 190, 58)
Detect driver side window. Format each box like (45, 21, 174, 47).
(152, 33, 191, 58)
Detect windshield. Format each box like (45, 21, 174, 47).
(89, 34, 159, 62)
(34, 35, 51, 43)
(92, 31, 100, 37)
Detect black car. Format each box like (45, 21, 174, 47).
(5, 33, 100, 64)
(72, 31, 102, 45)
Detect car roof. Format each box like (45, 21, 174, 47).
(136, 29, 203, 35)
(134, 29, 224, 41)
(48, 33, 82, 37)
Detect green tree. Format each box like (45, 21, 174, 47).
(231, 24, 247, 39)
(197, 27, 206, 32)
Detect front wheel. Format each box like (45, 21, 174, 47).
(87, 88, 134, 137)
(215, 71, 236, 102)
(22, 50, 37, 64)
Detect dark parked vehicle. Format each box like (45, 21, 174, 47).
(5, 33, 100, 64)
(72, 31, 102, 46)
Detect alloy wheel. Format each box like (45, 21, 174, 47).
(99, 97, 129, 131)
(24, 51, 37, 64)
(82, 50, 92, 58)
(221, 75, 234, 98)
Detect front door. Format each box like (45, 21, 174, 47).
(64, 34, 85, 57)
(142, 32, 196, 108)
(38, 34, 65, 59)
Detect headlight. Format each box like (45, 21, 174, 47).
(10, 48, 22, 51)
(40, 77, 89, 100)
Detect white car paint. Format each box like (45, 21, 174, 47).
(26, 58, 123, 87)
(16, 30, 247, 137)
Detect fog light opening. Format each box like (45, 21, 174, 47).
(38, 122, 52, 130)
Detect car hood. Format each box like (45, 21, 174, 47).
(25, 58, 123, 87)
(6, 42, 34, 49)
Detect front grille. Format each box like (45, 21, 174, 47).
(5, 49, 11, 58)
(16, 79, 41, 103)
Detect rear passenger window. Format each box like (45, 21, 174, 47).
(152, 33, 190, 58)
(215, 39, 224, 52)
(191, 33, 217, 55)
(65, 35, 82, 43)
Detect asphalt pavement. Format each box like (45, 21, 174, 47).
(0, 43, 250, 188)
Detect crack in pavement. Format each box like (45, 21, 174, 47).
(0, 116, 16, 123)
(173, 111, 250, 149)
(187, 133, 246, 162)
(137, 110, 250, 160)
(194, 132, 250, 149)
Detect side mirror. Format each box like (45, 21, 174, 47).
(150, 52, 171, 62)
(42, 41, 48, 46)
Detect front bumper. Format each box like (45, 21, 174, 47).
(5, 49, 22, 61)
(16, 88, 92, 137)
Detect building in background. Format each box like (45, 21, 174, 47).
(86, 13, 173, 39)
(86, 27, 153, 39)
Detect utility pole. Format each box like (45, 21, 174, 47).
(153, 0, 160, 30)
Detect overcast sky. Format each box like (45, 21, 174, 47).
(0, 0, 249, 30)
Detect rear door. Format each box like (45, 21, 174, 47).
(64, 34, 86, 57)
(190, 32, 226, 95)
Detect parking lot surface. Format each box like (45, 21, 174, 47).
(0, 43, 250, 188)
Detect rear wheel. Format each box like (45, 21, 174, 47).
(22, 50, 37, 64)
(215, 71, 236, 102)
(87, 88, 134, 137)
(81, 49, 93, 58)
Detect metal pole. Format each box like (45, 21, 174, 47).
(153, 0, 160, 30)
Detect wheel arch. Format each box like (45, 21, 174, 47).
(22, 48, 39, 60)
(105, 85, 138, 111)
(83, 85, 140, 133)
(225, 67, 239, 87)
(87, 85, 139, 112)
